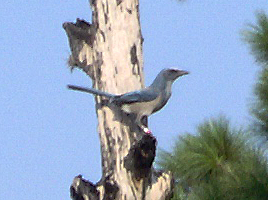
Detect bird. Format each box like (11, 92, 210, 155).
(68, 68, 189, 134)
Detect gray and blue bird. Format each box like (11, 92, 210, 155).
(68, 68, 189, 134)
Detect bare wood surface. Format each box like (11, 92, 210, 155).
(64, 1, 174, 199)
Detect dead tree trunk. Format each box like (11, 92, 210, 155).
(63, 0, 174, 199)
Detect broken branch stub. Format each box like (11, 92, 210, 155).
(63, 18, 96, 76)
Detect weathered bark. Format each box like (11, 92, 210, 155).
(63, 1, 174, 199)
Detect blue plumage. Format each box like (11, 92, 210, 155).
(68, 68, 189, 134)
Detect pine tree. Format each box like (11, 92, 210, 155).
(243, 11, 268, 137)
(158, 117, 246, 199)
(156, 9, 268, 200)
(158, 117, 268, 199)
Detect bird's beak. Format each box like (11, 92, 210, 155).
(177, 70, 189, 77)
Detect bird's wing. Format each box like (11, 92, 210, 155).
(116, 89, 158, 104)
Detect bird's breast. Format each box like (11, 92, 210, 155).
(121, 95, 162, 116)
(152, 94, 170, 113)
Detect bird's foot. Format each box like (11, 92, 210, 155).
(143, 127, 152, 134)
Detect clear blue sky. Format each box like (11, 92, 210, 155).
(1, 1, 267, 199)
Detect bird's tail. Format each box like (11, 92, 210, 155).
(67, 85, 115, 99)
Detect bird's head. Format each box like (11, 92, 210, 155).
(150, 68, 189, 89)
(162, 68, 189, 81)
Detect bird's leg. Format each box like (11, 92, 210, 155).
(140, 116, 151, 134)
(135, 115, 151, 134)
(142, 126, 152, 134)
(141, 116, 148, 126)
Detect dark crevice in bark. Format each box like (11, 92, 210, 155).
(93, 10, 99, 29)
(130, 44, 138, 65)
(103, 111, 115, 176)
(100, 30, 106, 42)
(96, 174, 120, 200)
(96, 52, 104, 68)
(142, 180, 146, 200)
(104, 13, 108, 24)
(126, 9, 132, 14)
(135, 3, 144, 46)
(106, 0, 109, 13)
(90, 0, 96, 7)
(115, 66, 118, 74)
(130, 44, 140, 75)
(124, 134, 156, 180)
(94, 53, 103, 87)
(103, 181, 119, 200)
(70, 174, 121, 200)
(141, 36, 144, 46)
(116, 0, 123, 6)
(102, 3, 109, 24)
(70, 186, 85, 200)
(130, 185, 138, 200)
